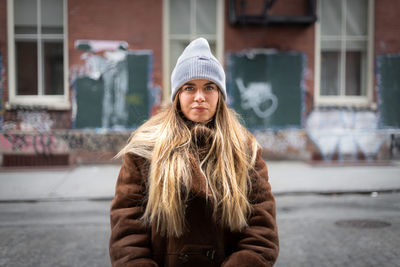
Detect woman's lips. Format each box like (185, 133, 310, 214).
(192, 106, 207, 112)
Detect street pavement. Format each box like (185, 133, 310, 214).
(0, 193, 399, 266)
(0, 160, 399, 201)
(0, 161, 400, 266)
(275, 193, 400, 267)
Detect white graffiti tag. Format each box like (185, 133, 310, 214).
(236, 78, 278, 118)
(18, 111, 54, 132)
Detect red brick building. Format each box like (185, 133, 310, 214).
(0, 0, 399, 166)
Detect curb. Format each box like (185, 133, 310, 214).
(2, 189, 400, 203)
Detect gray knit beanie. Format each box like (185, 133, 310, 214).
(170, 38, 226, 102)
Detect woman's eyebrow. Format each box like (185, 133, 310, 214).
(183, 82, 195, 86)
(204, 82, 216, 86)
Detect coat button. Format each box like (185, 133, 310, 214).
(205, 249, 216, 260)
(178, 253, 189, 263)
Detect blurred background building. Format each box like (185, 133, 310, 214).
(0, 0, 399, 167)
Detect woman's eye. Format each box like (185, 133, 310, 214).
(205, 85, 215, 91)
(184, 86, 194, 91)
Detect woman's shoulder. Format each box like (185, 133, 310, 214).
(119, 152, 151, 184)
(118, 121, 160, 160)
(123, 152, 147, 162)
(122, 152, 152, 170)
(243, 131, 260, 159)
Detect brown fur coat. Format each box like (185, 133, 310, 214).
(109, 147, 279, 266)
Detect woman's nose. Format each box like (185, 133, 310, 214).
(194, 90, 205, 102)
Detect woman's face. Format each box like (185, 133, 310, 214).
(178, 79, 219, 123)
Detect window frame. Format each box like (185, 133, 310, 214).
(7, 0, 70, 109)
(314, 0, 375, 107)
(163, 0, 224, 102)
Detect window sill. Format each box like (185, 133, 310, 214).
(6, 98, 71, 110)
(315, 96, 376, 110)
(314, 102, 377, 111)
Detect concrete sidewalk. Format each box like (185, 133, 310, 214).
(0, 161, 400, 202)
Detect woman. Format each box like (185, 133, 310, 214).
(109, 38, 279, 267)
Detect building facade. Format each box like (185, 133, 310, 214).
(0, 0, 399, 166)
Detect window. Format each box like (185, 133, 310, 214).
(163, 0, 224, 101)
(315, 0, 374, 106)
(7, 0, 69, 108)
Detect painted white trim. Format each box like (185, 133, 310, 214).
(15, 33, 64, 40)
(37, 0, 43, 96)
(162, 0, 224, 103)
(339, 0, 346, 96)
(162, 0, 170, 103)
(314, 0, 321, 105)
(366, 0, 375, 106)
(63, 0, 69, 105)
(191, 0, 196, 36)
(317, 96, 372, 107)
(216, 0, 225, 66)
(7, 0, 16, 104)
(321, 36, 368, 41)
(314, 0, 374, 107)
(5, 96, 70, 109)
(6, 0, 70, 109)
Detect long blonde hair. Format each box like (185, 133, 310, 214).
(117, 93, 259, 236)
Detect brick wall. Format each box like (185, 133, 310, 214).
(375, 0, 400, 55)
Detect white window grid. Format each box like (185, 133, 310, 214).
(7, 0, 69, 109)
(163, 0, 224, 102)
(314, 0, 375, 107)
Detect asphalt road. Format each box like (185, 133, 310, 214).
(275, 193, 400, 267)
(0, 193, 399, 267)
